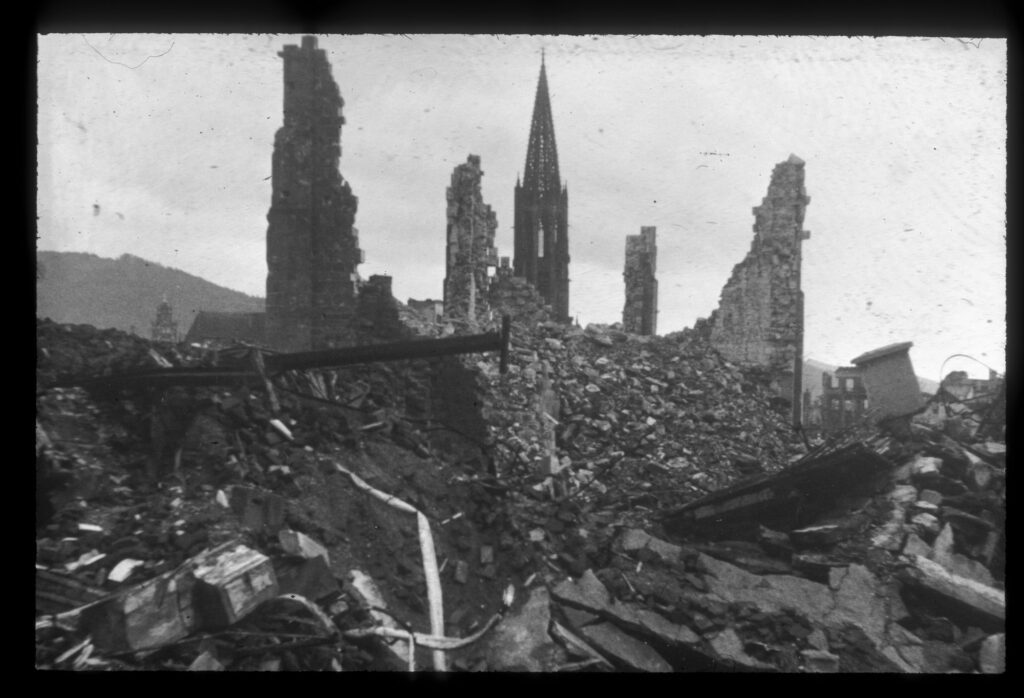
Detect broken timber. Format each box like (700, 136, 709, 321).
(658, 440, 894, 539)
(62, 317, 512, 391)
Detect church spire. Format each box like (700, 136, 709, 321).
(523, 54, 561, 194)
(513, 54, 570, 323)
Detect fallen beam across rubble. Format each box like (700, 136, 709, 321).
(658, 439, 895, 539)
(61, 317, 511, 391)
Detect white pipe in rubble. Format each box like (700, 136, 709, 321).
(334, 463, 446, 671)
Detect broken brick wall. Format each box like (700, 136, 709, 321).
(821, 368, 868, 432)
(443, 155, 498, 333)
(708, 155, 810, 422)
(355, 275, 409, 344)
(490, 257, 552, 326)
(622, 226, 658, 336)
(265, 36, 363, 353)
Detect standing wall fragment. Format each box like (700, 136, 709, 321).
(622, 226, 658, 336)
(265, 36, 363, 352)
(443, 155, 498, 332)
(708, 155, 810, 423)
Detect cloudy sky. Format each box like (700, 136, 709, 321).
(37, 34, 1005, 379)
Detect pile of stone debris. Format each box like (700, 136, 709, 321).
(508, 429, 1005, 673)
(448, 313, 1005, 673)
(35, 316, 1005, 672)
(35, 319, 518, 671)
(478, 316, 808, 505)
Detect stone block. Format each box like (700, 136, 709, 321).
(580, 622, 672, 672)
(978, 633, 1005, 673)
(708, 628, 775, 671)
(902, 555, 1004, 630)
(911, 512, 941, 536)
(273, 555, 339, 602)
(801, 648, 839, 673)
(910, 456, 943, 483)
(81, 566, 198, 653)
(902, 532, 932, 558)
(551, 569, 612, 612)
(192, 542, 279, 628)
(482, 586, 562, 671)
(278, 529, 330, 564)
(562, 605, 601, 630)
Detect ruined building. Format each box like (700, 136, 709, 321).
(513, 55, 570, 323)
(443, 155, 498, 331)
(821, 367, 868, 432)
(708, 155, 810, 424)
(490, 257, 552, 325)
(850, 341, 923, 425)
(265, 36, 363, 352)
(150, 296, 179, 343)
(184, 311, 266, 348)
(622, 226, 658, 335)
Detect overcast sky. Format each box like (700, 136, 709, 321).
(37, 34, 1005, 379)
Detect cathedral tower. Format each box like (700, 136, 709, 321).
(513, 53, 570, 322)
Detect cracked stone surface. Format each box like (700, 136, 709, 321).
(580, 622, 672, 672)
(481, 586, 563, 671)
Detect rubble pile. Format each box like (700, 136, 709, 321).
(36, 319, 517, 671)
(479, 316, 807, 509)
(35, 315, 1006, 673)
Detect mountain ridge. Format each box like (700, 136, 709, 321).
(36, 251, 264, 338)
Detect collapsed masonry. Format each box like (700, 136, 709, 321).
(706, 155, 810, 424)
(443, 155, 499, 332)
(622, 227, 658, 336)
(265, 36, 363, 352)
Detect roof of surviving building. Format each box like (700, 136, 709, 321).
(850, 341, 914, 366)
(185, 311, 266, 344)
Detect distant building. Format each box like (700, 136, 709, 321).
(185, 311, 266, 348)
(941, 369, 1002, 403)
(820, 367, 868, 432)
(802, 389, 822, 429)
(408, 298, 444, 323)
(151, 296, 179, 343)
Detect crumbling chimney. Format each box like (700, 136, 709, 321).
(850, 341, 924, 427)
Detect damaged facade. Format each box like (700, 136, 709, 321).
(821, 367, 868, 432)
(443, 155, 499, 332)
(513, 57, 570, 323)
(708, 155, 810, 424)
(265, 35, 363, 352)
(622, 226, 658, 336)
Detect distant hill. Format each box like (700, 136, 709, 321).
(36, 251, 264, 338)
